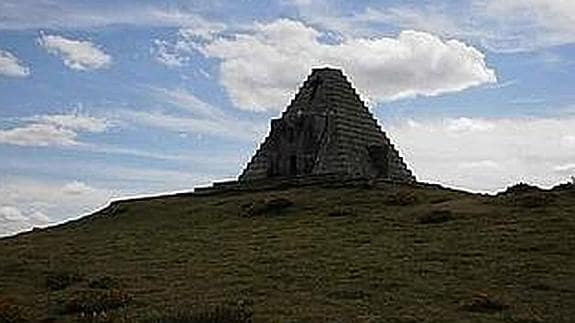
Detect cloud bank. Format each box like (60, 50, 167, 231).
(389, 116, 575, 192)
(0, 178, 112, 237)
(191, 19, 495, 111)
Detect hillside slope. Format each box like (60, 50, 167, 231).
(1, 182, 574, 322)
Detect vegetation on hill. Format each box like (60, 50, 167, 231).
(1, 180, 574, 322)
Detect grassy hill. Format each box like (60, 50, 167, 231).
(1, 181, 574, 322)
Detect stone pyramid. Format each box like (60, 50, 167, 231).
(239, 67, 415, 182)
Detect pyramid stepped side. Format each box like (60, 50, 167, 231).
(318, 70, 414, 181)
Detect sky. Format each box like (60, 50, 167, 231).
(1, 0, 574, 236)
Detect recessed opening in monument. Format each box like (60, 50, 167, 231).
(289, 155, 297, 175)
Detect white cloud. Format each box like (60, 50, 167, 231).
(0, 206, 25, 222)
(476, 0, 575, 51)
(0, 49, 30, 77)
(554, 164, 575, 173)
(178, 21, 226, 41)
(333, 1, 575, 53)
(152, 23, 226, 68)
(0, 114, 110, 147)
(446, 117, 495, 133)
(561, 135, 575, 147)
(388, 116, 575, 192)
(153, 39, 189, 67)
(0, 205, 52, 236)
(38, 34, 111, 70)
(0, 177, 113, 237)
(191, 19, 495, 111)
(458, 160, 499, 170)
(62, 181, 94, 195)
(0, 159, 231, 236)
(36, 114, 109, 132)
(0, 1, 228, 32)
(0, 123, 79, 146)
(0, 206, 47, 236)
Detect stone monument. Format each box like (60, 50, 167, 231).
(239, 67, 414, 183)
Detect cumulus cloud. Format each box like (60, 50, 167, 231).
(190, 19, 495, 111)
(387, 116, 575, 192)
(0, 178, 113, 237)
(38, 34, 111, 70)
(0, 49, 30, 77)
(0, 206, 50, 236)
(0, 114, 109, 147)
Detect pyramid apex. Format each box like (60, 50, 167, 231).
(310, 66, 343, 75)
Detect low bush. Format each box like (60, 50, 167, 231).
(240, 197, 294, 217)
(327, 208, 353, 217)
(145, 302, 253, 323)
(496, 183, 555, 208)
(45, 270, 84, 291)
(0, 298, 28, 323)
(499, 192, 554, 208)
(383, 190, 418, 206)
(459, 292, 508, 313)
(88, 276, 120, 290)
(499, 183, 542, 196)
(418, 209, 454, 224)
(62, 289, 130, 316)
(551, 178, 575, 192)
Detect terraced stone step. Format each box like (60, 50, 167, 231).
(335, 121, 383, 138)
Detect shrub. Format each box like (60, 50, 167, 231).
(0, 298, 28, 323)
(62, 289, 130, 316)
(418, 209, 454, 224)
(498, 192, 554, 208)
(45, 270, 84, 291)
(496, 183, 555, 208)
(240, 197, 293, 217)
(459, 292, 508, 313)
(499, 183, 541, 196)
(551, 177, 575, 192)
(383, 190, 418, 206)
(327, 208, 353, 217)
(88, 276, 120, 290)
(145, 302, 253, 323)
(517, 193, 554, 208)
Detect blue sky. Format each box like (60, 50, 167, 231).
(1, 0, 575, 236)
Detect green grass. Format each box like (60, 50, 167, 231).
(1, 182, 574, 322)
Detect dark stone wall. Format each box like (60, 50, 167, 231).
(265, 113, 328, 177)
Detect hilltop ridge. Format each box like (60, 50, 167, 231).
(1, 181, 574, 322)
